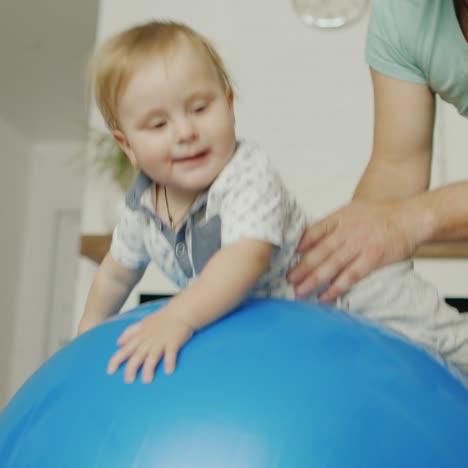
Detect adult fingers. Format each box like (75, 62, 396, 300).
(288, 243, 332, 285)
(289, 231, 344, 289)
(297, 216, 338, 252)
(294, 244, 357, 299)
(319, 255, 373, 303)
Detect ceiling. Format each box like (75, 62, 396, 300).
(0, 0, 99, 140)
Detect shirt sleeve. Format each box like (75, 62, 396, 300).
(218, 146, 289, 247)
(365, 0, 426, 84)
(110, 206, 150, 270)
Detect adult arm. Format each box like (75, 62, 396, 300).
(289, 69, 468, 302)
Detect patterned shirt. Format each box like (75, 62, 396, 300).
(111, 140, 307, 299)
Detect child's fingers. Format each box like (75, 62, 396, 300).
(107, 338, 140, 375)
(164, 347, 179, 374)
(117, 323, 141, 345)
(123, 345, 151, 383)
(141, 349, 164, 384)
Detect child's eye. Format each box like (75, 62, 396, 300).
(152, 121, 166, 129)
(193, 103, 207, 113)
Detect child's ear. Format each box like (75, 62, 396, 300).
(113, 129, 137, 167)
(226, 88, 234, 109)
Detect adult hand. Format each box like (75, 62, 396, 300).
(107, 308, 194, 384)
(288, 199, 419, 302)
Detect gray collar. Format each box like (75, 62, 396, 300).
(125, 171, 208, 216)
(125, 171, 152, 211)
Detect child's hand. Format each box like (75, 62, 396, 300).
(107, 309, 194, 383)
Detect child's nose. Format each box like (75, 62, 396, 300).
(175, 117, 198, 143)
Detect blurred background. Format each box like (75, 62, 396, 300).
(1, 0, 467, 409)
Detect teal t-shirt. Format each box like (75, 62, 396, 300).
(366, 0, 468, 117)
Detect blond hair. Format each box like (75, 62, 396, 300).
(87, 21, 234, 130)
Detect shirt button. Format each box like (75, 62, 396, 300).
(175, 242, 186, 257)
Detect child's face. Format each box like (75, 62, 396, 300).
(113, 37, 236, 196)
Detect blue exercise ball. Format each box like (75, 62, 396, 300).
(1, 299, 468, 467)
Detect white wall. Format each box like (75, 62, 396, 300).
(8, 141, 85, 400)
(75, 0, 467, 325)
(0, 118, 31, 408)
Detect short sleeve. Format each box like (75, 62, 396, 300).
(366, 0, 426, 84)
(217, 146, 289, 247)
(110, 207, 150, 270)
